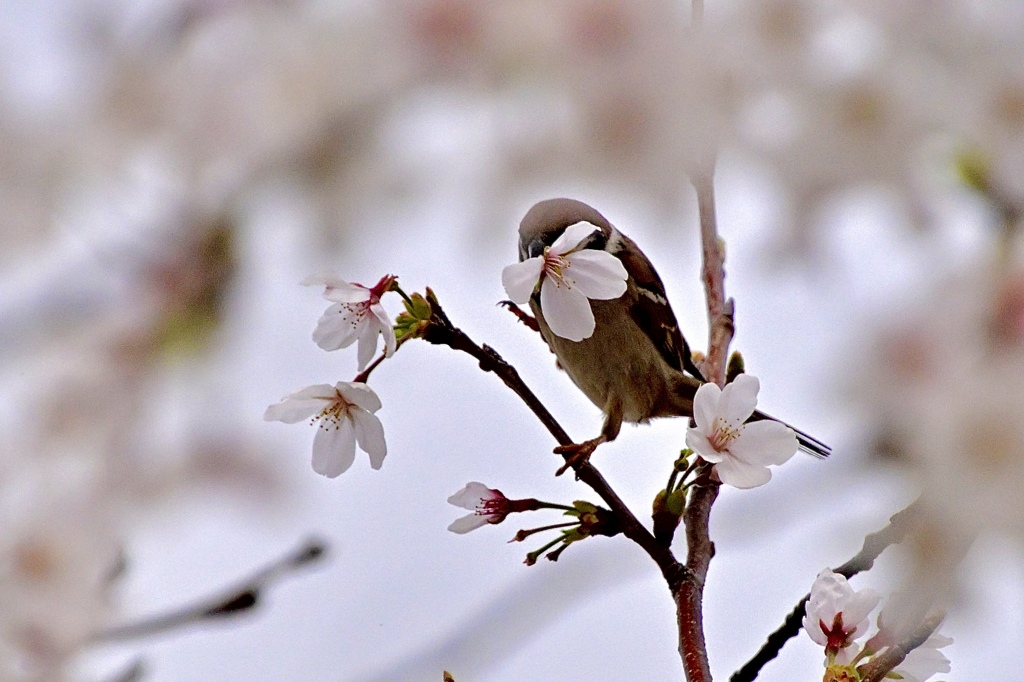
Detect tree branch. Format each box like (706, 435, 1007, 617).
(420, 291, 685, 585)
(857, 612, 944, 682)
(92, 538, 327, 644)
(729, 501, 923, 682)
(675, 163, 728, 682)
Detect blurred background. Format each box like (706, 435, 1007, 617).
(1, 0, 1022, 680)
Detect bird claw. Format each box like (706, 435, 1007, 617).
(553, 436, 606, 476)
(498, 300, 541, 333)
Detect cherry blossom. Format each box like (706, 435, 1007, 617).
(264, 381, 386, 478)
(501, 222, 628, 341)
(446, 482, 513, 534)
(684, 374, 798, 488)
(803, 570, 882, 665)
(304, 274, 397, 370)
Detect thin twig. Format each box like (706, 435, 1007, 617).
(92, 538, 327, 644)
(420, 291, 686, 585)
(729, 502, 923, 682)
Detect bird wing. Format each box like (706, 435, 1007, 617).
(615, 233, 697, 378)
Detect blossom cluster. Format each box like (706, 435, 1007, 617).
(803, 570, 952, 682)
(264, 276, 395, 477)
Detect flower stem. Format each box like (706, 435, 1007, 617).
(511, 521, 578, 542)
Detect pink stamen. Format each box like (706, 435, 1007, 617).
(707, 420, 740, 452)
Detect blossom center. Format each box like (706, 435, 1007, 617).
(339, 299, 372, 324)
(707, 418, 741, 452)
(821, 613, 854, 654)
(542, 247, 572, 289)
(313, 393, 353, 430)
(476, 498, 508, 517)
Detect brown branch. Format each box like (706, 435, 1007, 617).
(92, 538, 327, 644)
(693, 168, 729, 386)
(673, 160, 729, 682)
(420, 290, 686, 586)
(729, 501, 923, 682)
(676, 482, 719, 681)
(858, 612, 945, 682)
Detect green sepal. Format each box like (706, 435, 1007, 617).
(394, 292, 433, 341)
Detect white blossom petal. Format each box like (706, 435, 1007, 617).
(714, 456, 772, 489)
(728, 420, 799, 466)
(312, 417, 357, 478)
(316, 279, 373, 304)
(447, 482, 493, 510)
(447, 513, 492, 534)
(351, 408, 387, 470)
(540, 278, 596, 341)
(312, 303, 366, 351)
(356, 328, 379, 370)
(371, 303, 397, 357)
(549, 221, 599, 255)
(263, 384, 335, 423)
(834, 643, 862, 667)
(717, 374, 760, 424)
(337, 382, 382, 413)
(564, 250, 628, 300)
(502, 258, 544, 303)
(692, 382, 721, 432)
(301, 273, 357, 292)
(843, 589, 883, 635)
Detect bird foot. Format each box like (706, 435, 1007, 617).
(498, 300, 541, 333)
(553, 436, 606, 477)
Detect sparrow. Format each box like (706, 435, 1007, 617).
(508, 197, 830, 469)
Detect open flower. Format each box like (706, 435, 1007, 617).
(684, 374, 798, 488)
(501, 222, 628, 341)
(446, 482, 513, 534)
(264, 381, 386, 478)
(803, 570, 882, 665)
(304, 274, 397, 369)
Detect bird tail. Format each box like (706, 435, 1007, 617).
(750, 409, 831, 459)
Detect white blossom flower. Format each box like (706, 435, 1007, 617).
(304, 274, 397, 370)
(446, 482, 512, 534)
(501, 221, 628, 342)
(264, 382, 387, 478)
(803, 569, 882, 665)
(891, 632, 953, 682)
(684, 374, 798, 488)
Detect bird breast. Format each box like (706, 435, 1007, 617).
(531, 296, 678, 424)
